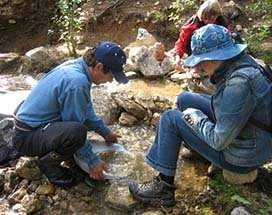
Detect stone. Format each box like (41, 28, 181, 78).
(230, 206, 252, 215)
(104, 184, 137, 211)
(25, 46, 49, 64)
(135, 28, 157, 47)
(150, 42, 165, 61)
(223, 169, 258, 185)
(35, 184, 55, 195)
(0, 52, 21, 73)
(15, 157, 41, 180)
(119, 112, 138, 126)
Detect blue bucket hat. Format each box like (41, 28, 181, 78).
(184, 24, 247, 67)
(93, 41, 128, 84)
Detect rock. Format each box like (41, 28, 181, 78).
(20, 194, 42, 214)
(135, 28, 157, 47)
(25, 46, 49, 64)
(125, 71, 140, 79)
(236, 24, 243, 32)
(35, 184, 55, 195)
(223, 169, 258, 185)
(170, 72, 192, 83)
(105, 184, 137, 211)
(7, 187, 28, 203)
(150, 42, 165, 61)
(15, 157, 41, 180)
(112, 91, 147, 120)
(0, 52, 22, 73)
(160, 56, 174, 74)
(135, 46, 165, 77)
(119, 112, 139, 126)
(92, 87, 119, 125)
(4, 169, 20, 192)
(230, 206, 252, 215)
(151, 112, 160, 127)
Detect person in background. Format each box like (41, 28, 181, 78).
(12, 41, 128, 187)
(129, 24, 272, 206)
(174, 0, 241, 71)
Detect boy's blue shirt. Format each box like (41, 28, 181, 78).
(16, 57, 110, 168)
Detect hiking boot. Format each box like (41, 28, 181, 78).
(129, 176, 177, 206)
(38, 151, 76, 187)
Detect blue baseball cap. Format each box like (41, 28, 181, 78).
(93, 41, 128, 84)
(184, 24, 247, 67)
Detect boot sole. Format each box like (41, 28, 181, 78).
(129, 186, 176, 206)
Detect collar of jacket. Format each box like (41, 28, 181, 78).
(212, 52, 246, 84)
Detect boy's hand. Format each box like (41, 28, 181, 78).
(89, 160, 108, 180)
(104, 132, 121, 144)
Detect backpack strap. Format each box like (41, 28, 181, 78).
(234, 63, 272, 133)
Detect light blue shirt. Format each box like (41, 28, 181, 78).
(16, 57, 110, 167)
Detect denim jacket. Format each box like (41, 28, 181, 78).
(187, 52, 272, 167)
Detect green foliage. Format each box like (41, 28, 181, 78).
(51, 0, 85, 56)
(231, 194, 251, 205)
(259, 199, 272, 215)
(201, 207, 215, 215)
(168, 0, 196, 22)
(245, 25, 272, 62)
(154, 11, 167, 23)
(249, 0, 272, 20)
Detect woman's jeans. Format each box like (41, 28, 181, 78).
(146, 91, 257, 176)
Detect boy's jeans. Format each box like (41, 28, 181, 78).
(146, 91, 257, 176)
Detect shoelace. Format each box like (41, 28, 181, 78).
(139, 176, 160, 191)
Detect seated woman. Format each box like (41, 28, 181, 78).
(174, 0, 241, 71)
(129, 24, 272, 206)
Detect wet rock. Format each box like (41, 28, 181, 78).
(35, 184, 55, 195)
(4, 169, 20, 192)
(11, 203, 27, 214)
(15, 157, 41, 180)
(28, 180, 40, 192)
(105, 184, 137, 211)
(7, 187, 28, 204)
(1, 199, 26, 215)
(67, 199, 94, 214)
(73, 182, 93, 196)
(20, 193, 42, 214)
